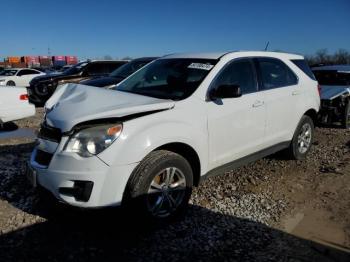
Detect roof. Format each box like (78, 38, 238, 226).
(132, 57, 159, 62)
(311, 65, 350, 71)
(162, 51, 303, 60)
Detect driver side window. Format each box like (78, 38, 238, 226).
(213, 59, 257, 95)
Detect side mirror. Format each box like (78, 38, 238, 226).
(209, 84, 242, 100)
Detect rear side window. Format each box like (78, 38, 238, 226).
(291, 59, 316, 80)
(84, 63, 108, 76)
(258, 58, 298, 90)
(106, 62, 125, 73)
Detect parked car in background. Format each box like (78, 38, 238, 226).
(312, 65, 350, 128)
(0, 87, 35, 124)
(28, 60, 128, 105)
(59, 65, 73, 72)
(28, 51, 319, 221)
(0, 68, 45, 87)
(80, 57, 158, 88)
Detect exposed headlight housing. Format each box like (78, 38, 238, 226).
(64, 123, 123, 157)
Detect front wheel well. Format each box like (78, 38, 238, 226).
(155, 143, 201, 187)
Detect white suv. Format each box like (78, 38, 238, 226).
(28, 51, 320, 220)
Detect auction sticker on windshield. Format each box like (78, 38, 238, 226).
(188, 63, 214, 70)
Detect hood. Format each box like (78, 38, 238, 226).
(320, 85, 350, 100)
(45, 83, 175, 132)
(30, 72, 74, 84)
(79, 76, 122, 87)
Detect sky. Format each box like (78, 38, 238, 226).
(1, 0, 349, 60)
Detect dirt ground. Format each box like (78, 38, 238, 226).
(0, 109, 349, 261)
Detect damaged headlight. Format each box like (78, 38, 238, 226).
(64, 123, 123, 157)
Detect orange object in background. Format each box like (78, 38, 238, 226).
(7, 56, 21, 63)
(11, 62, 27, 68)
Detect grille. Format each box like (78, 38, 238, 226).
(38, 122, 62, 143)
(35, 150, 53, 166)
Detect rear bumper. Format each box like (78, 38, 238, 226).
(1, 103, 35, 123)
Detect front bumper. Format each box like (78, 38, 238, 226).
(29, 139, 138, 208)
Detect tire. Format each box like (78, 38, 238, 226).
(341, 101, 350, 129)
(6, 81, 15, 86)
(285, 115, 314, 160)
(123, 150, 193, 222)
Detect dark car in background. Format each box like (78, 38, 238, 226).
(28, 60, 128, 105)
(80, 57, 158, 88)
(312, 65, 350, 128)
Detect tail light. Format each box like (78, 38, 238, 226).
(20, 94, 29, 100)
(317, 84, 321, 97)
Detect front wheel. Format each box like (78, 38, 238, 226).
(341, 101, 350, 129)
(285, 115, 314, 160)
(6, 81, 15, 86)
(123, 150, 193, 221)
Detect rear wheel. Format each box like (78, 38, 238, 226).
(285, 115, 314, 160)
(123, 150, 193, 221)
(6, 81, 15, 86)
(341, 101, 350, 129)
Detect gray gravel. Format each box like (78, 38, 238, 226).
(0, 111, 349, 261)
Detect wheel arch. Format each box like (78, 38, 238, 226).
(154, 142, 201, 187)
(303, 108, 318, 124)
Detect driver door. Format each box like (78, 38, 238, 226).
(207, 58, 266, 170)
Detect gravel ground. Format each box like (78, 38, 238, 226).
(0, 110, 349, 261)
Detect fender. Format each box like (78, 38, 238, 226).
(98, 108, 209, 174)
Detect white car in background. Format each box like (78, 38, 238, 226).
(0, 68, 45, 87)
(0, 87, 35, 124)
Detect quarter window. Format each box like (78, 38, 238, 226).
(258, 58, 298, 89)
(213, 59, 257, 94)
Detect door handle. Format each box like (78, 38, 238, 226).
(292, 91, 300, 96)
(252, 100, 264, 107)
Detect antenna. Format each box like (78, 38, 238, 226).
(264, 41, 270, 51)
(48, 45, 51, 56)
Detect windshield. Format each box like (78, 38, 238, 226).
(0, 69, 18, 76)
(115, 58, 217, 100)
(63, 62, 88, 75)
(110, 60, 152, 79)
(313, 70, 350, 86)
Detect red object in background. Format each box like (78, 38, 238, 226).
(53, 56, 65, 61)
(65, 56, 78, 65)
(23, 56, 40, 67)
(39, 56, 53, 67)
(19, 94, 29, 100)
(317, 84, 321, 97)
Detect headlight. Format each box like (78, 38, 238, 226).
(64, 123, 123, 157)
(0, 79, 5, 85)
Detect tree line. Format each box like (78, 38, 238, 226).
(305, 49, 350, 66)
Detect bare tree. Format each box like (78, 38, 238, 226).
(103, 55, 113, 60)
(305, 48, 350, 66)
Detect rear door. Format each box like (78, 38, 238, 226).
(207, 58, 266, 169)
(255, 58, 299, 147)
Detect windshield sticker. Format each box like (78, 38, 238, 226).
(188, 63, 214, 71)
